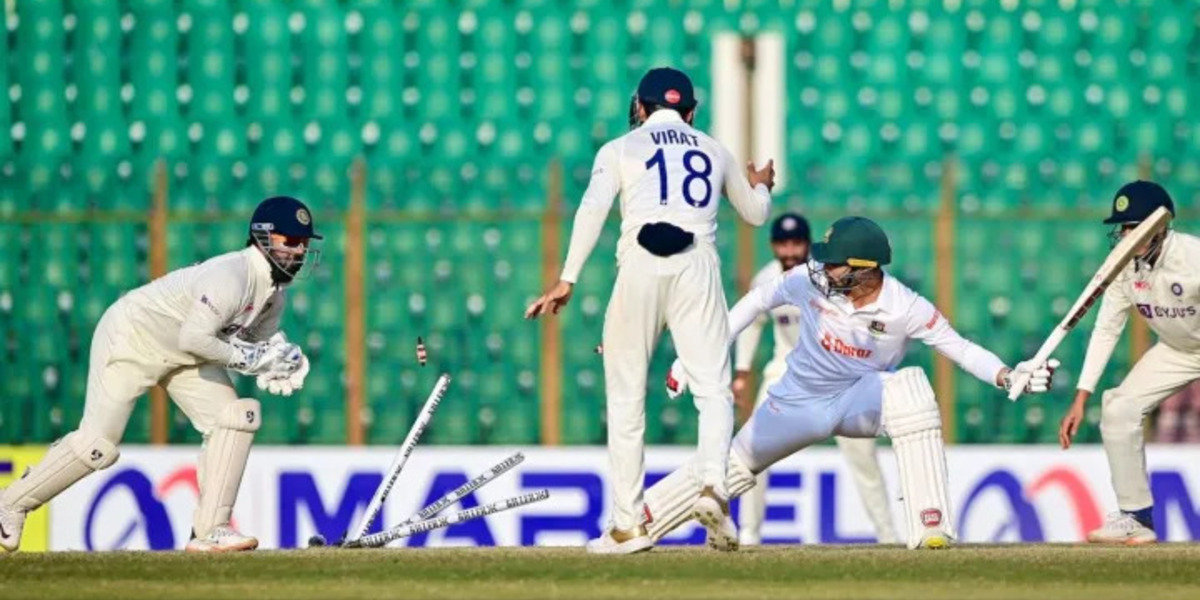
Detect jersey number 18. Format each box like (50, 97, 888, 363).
(645, 149, 713, 208)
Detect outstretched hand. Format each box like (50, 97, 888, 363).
(525, 281, 574, 320)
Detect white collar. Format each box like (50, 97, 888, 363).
(838, 272, 894, 315)
(642, 110, 685, 126)
(243, 246, 279, 289)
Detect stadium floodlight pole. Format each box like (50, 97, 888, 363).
(346, 373, 451, 543)
(348, 490, 551, 549)
(1007, 206, 1173, 401)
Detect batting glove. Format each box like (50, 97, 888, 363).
(1003, 358, 1060, 394)
(665, 359, 689, 399)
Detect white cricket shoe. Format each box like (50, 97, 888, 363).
(0, 501, 26, 552)
(694, 487, 738, 552)
(1088, 512, 1157, 545)
(586, 525, 653, 555)
(185, 525, 259, 553)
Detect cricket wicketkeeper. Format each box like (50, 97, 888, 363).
(1, 196, 320, 553)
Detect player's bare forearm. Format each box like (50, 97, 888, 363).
(993, 367, 1010, 388)
(1058, 389, 1092, 449)
(1072, 389, 1093, 406)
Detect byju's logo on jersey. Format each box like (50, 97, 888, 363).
(1136, 304, 1197, 319)
(819, 332, 872, 359)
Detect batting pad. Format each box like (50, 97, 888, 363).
(645, 452, 756, 542)
(882, 367, 953, 549)
(193, 399, 260, 538)
(1, 428, 119, 512)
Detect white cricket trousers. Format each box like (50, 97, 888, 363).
(735, 373, 885, 475)
(602, 242, 734, 531)
(740, 361, 896, 543)
(1100, 342, 1200, 511)
(81, 303, 242, 448)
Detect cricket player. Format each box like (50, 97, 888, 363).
(525, 67, 775, 554)
(732, 212, 897, 545)
(655, 216, 1058, 550)
(1059, 180, 1198, 545)
(0, 196, 320, 553)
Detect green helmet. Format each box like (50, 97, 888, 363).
(811, 216, 892, 268)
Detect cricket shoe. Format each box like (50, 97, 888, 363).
(185, 525, 259, 553)
(586, 525, 653, 555)
(1088, 512, 1157, 545)
(0, 500, 26, 552)
(694, 486, 738, 552)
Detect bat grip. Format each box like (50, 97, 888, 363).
(1006, 371, 1031, 402)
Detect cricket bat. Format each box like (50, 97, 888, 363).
(1007, 206, 1173, 401)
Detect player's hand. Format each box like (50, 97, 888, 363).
(257, 350, 309, 397)
(665, 359, 688, 399)
(230, 335, 301, 376)
(732, 370, 753, 415)
(747, 159, 776, 191)
(524, 281, 574, 320)
(1059, 391, 1090, 449)
(1001, 358, 1060, 394)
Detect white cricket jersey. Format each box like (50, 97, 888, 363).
(734, 260, 802, 372)
(559, 109, 771, 282)
(110, 247, 286, 369)
(729, 264, 1007, 401)
(1077, 231, 1200, 393)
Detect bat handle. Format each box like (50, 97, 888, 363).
(1006, 374, 1029, 402)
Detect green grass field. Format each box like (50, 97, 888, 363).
(3, 545, 1199, 600)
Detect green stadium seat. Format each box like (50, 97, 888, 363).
(350, 0, 403, 124)
(298, 1, 348, 122)
(242, 0, 292, 122)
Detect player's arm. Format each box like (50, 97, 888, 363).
(733, 268, 776, 374)
(727, 270, 797, 343)
(178, 268, 244, 366)
(179, 267, 292, 375)
(720, 145, 774, 226)
(242, 292, 286, 342)
(525, 141, 620, 319)
(239, 293, 311, 396)
(1060, 280, 1133, 448)
(905, 296, 1009, 387)
(732, 304, 769, 415)
(667, 270, 795, 398)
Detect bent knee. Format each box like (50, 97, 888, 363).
(1100, 389, 1147, 434)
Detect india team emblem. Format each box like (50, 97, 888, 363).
(296, 208, 311, 225)
(1115, 195, 1130, 212)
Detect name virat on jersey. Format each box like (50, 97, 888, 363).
(649, 129, 701, 147)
